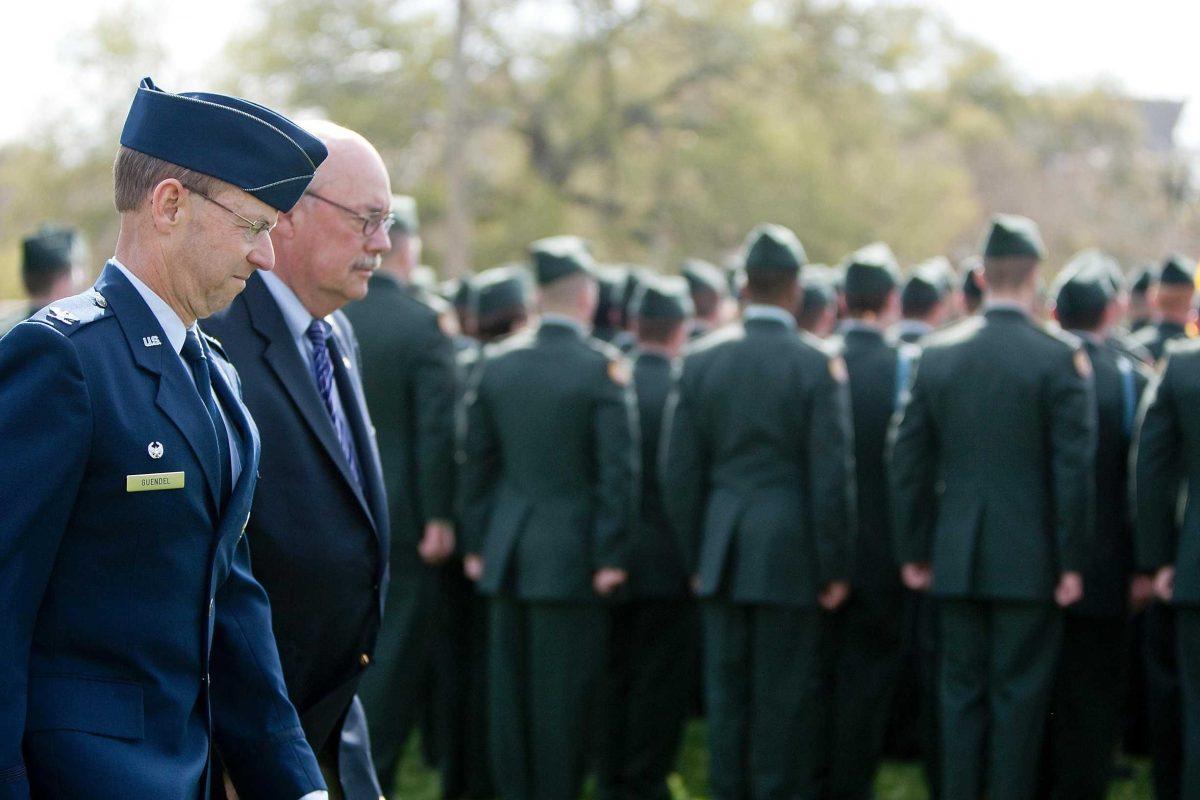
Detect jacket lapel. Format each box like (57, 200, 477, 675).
(242, 274, 378, 526)
(97, 263, 221, 511)
(204, 339, 260, 544)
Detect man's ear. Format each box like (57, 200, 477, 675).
(150, 178, 186, 233)
(272, 209, 297, 239)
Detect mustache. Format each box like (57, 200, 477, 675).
(353, 255, 381, 271)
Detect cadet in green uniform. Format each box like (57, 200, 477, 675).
(0, 226, 85, 337)
(1131, 255, 1196, 361)
(890, 215, 1095, 800)
(1129, 264, 1158, 333)
(823, 243, 909, 799)
(1041, 250, 1152, 799)
(1130, 327, 1200, 800)
(662, 224, 854, 799)
(682, 258, 729, 341)
(459, 236, 636, 800)
(442, 264, 532, 800)
(341, 195, 459, 791)
(797, 264, 839, 339)
(893, 257, 952, 344)
(596, 275, 696, 800)
(959, 255, 984, 316)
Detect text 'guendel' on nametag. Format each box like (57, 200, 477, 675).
(126, 472, 186, 492)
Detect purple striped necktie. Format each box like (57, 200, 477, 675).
(305, 319, 363, 490)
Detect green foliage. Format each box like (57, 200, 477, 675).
(0, 0, 1196, 297)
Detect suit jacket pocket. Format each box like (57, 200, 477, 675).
(26, 674, 145, 741)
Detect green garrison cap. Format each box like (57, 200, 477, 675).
(842, 242, 901, 298)
(800, 265, 837, 312)
(1053, 249, 1117, 320)
(960, 255, 984, 300)
(390, 195, 419, 235)
(473, 265, 532, 317)
(529, 235, 596, 285)
(632, 274, 694, 321)
(681, 258, 728, 298)
(1131, 263, 1158, 294)
(982, 214, 1046, 260)
(741, 223, 807, 274)
(1158, 254, 1197, 287)
(22, 225, 77, 273)
(902, 257, 952, 309)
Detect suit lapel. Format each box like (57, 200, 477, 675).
(97, 263, 221, 511)
(204, 339, 260, 543)
(242, 274, 377, 527)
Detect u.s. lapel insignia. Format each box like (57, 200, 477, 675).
(142, 335, 162, 347)
(148, 441, 164, 459)
(47, 307, 78, 325)
(1073, 349, 1093, 379)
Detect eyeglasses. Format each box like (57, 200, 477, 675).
(185, 185, 275, 237)
(303, 191, 397, 237)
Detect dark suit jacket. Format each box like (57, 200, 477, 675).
(459, 320, 637, 601)
(0, 263, 321, 800)
(890, 308, 1096, 601)
(1134, 338, 1200, 606)
(627, 350, 690, 598)
(839, 327, 904, 593)
(342, 271, 457, 554)
(662, 316, 855, 607)
(204, 272, 389, 760)
(1071, 338, 1148, 617)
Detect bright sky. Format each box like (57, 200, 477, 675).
(0, 0, 1197, 146)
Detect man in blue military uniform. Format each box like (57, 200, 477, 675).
(0, 77, 330, 800)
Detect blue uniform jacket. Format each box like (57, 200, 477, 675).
(0, 262, 322, 800)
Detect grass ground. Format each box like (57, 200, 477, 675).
(393, 721, 1156, 799)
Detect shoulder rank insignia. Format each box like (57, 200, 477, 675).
(828, 355, 849, 383)
(1074, 349, 1093, 379)
(47, 306, 78, 325)
(607, 359, 631, 387)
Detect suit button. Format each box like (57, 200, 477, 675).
(359, 653, 371, 667)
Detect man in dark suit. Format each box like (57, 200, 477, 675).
(342, 194, 458, 792)
(663, 223, 854, 799)
(205, 120, 394, 800)
(1041, 250, 1152, 799)
(0, 77, 330, 800)
(890, 214, 1095, 800)
(1132, 324, 1200, 800)
(459, 236, 636, 800)
(596, 275, 696, 800)
(824, 242, 909, 799)
(1131, 255, 1196, 361)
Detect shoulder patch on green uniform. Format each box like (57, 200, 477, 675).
(607, 359, 631, 386)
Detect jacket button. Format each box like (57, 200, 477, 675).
(359, 653, 371, 667)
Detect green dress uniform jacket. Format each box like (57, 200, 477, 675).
(340, 271, 458, 791)
(662, 310, 854, 799)
(459, 318, 636, 800)
(1133, 338, 1200, 798)
(1132, 319, 1189, 363)
(889, 306, 1096, 800)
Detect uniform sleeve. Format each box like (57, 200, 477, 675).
(210, 533, 325, 798)
(458, 360, 501, 555)
(413, 319, 458, 528)
(591, 359, 638, 570)
(0, 323, 91, 799)
(808, 356, 855, 585)
(660, 363, 707, 573)
(888, 355, 939, 565)
(1048, 346, 1097, 574)
(1132, 357, 1183, 571)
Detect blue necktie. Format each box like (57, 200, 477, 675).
(305, 319, 363, 490)
(181, 330, 232, 506)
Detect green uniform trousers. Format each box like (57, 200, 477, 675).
(1041, 615, 1128, 800)
(1146, 602, 1183, 800)
(596, 599, 697, 800)
(703, 602, 824, 800)
(488, 597, 604, 800)
(939, 598, 1061, 800)
(1176, 607, 1200, 800)
(822, 592, 905, 800)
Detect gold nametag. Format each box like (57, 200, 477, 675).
(126, 472, 185, 492)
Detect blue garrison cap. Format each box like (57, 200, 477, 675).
(120, 77, 328, 212)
